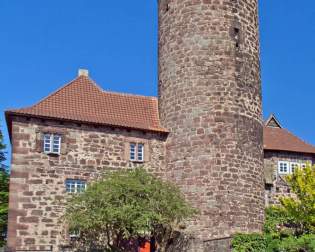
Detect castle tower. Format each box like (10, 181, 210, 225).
(158, 0, 264, 249)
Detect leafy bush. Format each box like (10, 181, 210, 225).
(64, 168, 197, 252)
(232, 233, 267, 252)
(0, 128, 7, 247)
(233, 164, 315, 252)
(0, 169, 9, 247)
(232, 233, 315, 252)
(280, 164, 315, 235)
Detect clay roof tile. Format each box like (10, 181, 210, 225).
(6, 76, 168, 134)
(263, 126, 315, 155)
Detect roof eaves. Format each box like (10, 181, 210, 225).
(5, 110, 169, 138)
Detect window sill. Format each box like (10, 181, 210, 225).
(45, 152, 60, 157)
(130, 160, 145, 164)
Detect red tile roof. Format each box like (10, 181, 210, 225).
(6, 76, 168, 133)
(6, 76, 315, 155)
(264, 126, 315, 154)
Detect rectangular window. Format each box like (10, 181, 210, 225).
(278, 161, 289, 175)
(66, 179, 86, 193)
(129, 143, 145, 162)
(137, 144, 144, 162)
(43, 134, 61, 154)
(290, 162, 300, 174)
(130, 143, 136, 161)
(69, 229, 80, 239)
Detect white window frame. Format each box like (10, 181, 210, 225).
(43, 134, 61, 154)
(129, 143, 145, 162)
(137, 143, 144, 162)
(69, 229, 80, 239)
(130, 143, 136, 161)
(65, 179, 87, 193)
(290, 162, 300, 174)
(278, 161, 290, 175)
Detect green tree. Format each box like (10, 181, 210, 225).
(64, 168, 197, 252)
(0, 129, 5, 165)
(232, 164, 315, 252)
(0, 170, 9, 247)
(280, 164, 315, 234)
(0, 128, 8, 247)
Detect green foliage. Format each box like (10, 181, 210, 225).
(64, 168, 197, 251)
(232, 233, 267, 252)
(0, 169, 9, 247)
(274, 234, 315, 252)
(280, 164, 315, 234)
(0, 127, 7, 247)
(232, 232, 315, 252)
(233, 164, 315, 251)
(0, 129, 6, 164)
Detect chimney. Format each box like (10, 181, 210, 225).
(78, 69, 89, 77)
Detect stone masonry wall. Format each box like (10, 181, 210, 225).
(158, 0, 264, 250)
(264, 150, 315, 206)
(7, 116, 166, 252)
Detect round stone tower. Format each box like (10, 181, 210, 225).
(158, 0, 264, 249)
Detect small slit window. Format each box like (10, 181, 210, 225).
(66, 179, 86, 193)
(43, 134, 61, 154)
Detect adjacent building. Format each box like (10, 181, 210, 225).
(263, 115, 315, 205)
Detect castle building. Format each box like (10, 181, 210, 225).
(4, 1, 315, 252)
(263, 115, 315, 206)
(5, 73, 315, 251)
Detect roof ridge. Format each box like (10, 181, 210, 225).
(88, 76, 158, 100)
(12, 76, 157, 112)
(100, 88, 157, 100)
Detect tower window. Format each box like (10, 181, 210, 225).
(43, 134, 61, 154)
(129, 143, 145, 162)
(66, 179, 86, 193)
(166, 3, 170, 12)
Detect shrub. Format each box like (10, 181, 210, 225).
(64, 168, 197, 252)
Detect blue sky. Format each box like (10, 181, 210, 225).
(1, 0, 315, 165)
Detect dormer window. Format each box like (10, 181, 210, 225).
(44, 134, 61, 154)
(130, 143, 144, 162)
